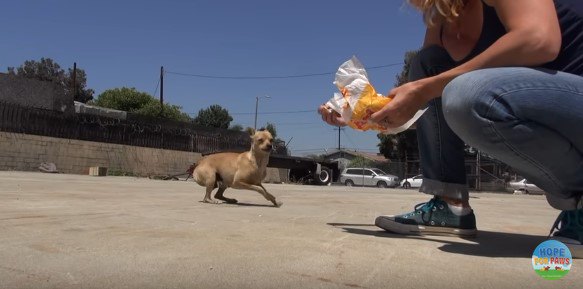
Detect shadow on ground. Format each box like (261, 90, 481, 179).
(197, 201, 276, 208)
(327, 223, 545, 258)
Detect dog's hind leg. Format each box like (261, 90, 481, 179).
(196, 170, 220, 204)
(203, 185, 220, 204)
(214, 186, 238, 204)
(212, 173, 238, 204)
(232, 182, 282, 207)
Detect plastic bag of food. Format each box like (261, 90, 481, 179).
(325, 56, 426, 134)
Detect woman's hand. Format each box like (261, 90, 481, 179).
(370, 79, 434, 128)
(318, 105, 346, 127)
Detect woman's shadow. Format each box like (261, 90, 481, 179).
(327, 223, 546, 258)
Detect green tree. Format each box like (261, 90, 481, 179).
(378, 132, 418, 162)
(265, 122, 277, 139)
(66, 68, 94, 103)
(92, 87, 190, 122)
(348, 156, 375, 168)
(394, 50, 419, 87)
(377, 50, 419, 161)
(8, 57, 94, 102)
(229, 124, 244, 131)
(135, 101, 191, 122)
(92, 87, 152, 111)
(192, 104, 233, 129)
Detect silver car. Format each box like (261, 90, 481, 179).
(339, 168, 399, 188)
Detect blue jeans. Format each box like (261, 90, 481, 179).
(414, 46, 583, 210)
(412, 46, 469, 201)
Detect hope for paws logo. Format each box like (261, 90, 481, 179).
(532, 240, 572, 280)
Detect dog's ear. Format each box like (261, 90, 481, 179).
(245, 127, 256, 136)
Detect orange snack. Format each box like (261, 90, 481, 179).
(327, 56, 391, 132)
(343, 82, 391, 131)
(325, 56, 425, 134)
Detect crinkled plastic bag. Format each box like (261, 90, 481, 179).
(326, 56, 426, 134)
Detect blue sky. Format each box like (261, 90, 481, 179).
(1, 0, 426, 156)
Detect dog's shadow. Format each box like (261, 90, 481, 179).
(198, 201, 276, 208)
(226, 202, 276, 208)
(327, 223, 545, 258)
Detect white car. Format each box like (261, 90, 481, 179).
(508, 179, 544, 195)
(400, 174, 423, 189)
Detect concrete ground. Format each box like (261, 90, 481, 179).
(0, 171, 580, 289)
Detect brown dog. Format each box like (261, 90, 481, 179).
(191, 129, 282, 207)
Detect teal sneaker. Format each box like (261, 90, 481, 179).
(375, 197, 477, 237)
(549, 209, 583, 259)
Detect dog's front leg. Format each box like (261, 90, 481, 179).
(214, 186, 238, 204)
(232, 182, 282, 207)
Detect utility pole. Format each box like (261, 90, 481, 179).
(334, 127, 344, 168)
(254, 95, 271, 130)
(405, 154, 409, 179)
(333, 127, 344, 151)
(160, 66, 164, 116)
(254, 96, 259, 130)
(338, 126, 341, 151)
(476, 149, 481, 191)
(72, 62, 77, 100)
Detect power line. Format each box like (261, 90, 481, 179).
(292, 148, 331, 152)
(263, 122, 319, 126)
(164, 62, 403, 80)
(152, 76, 161, 97)
(186, 109, 315, 116)
(232, 109, 315, 115)
(343, 148, 380, 152)
(291, 147, 379, 153)
(342, 129, 358, 148)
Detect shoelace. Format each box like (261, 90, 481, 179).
(409, 197, 442, 223)
(548, 209, 583, 239)
(415, 197, 438, 212)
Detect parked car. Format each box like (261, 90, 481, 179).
(400, 174, 423, 189)
(339, 168, 399, 188)
(508, 179, 544, 195)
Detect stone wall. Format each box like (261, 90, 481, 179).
(0, 132, 286, 182)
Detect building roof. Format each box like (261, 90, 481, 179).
(324, 149, 389, 163)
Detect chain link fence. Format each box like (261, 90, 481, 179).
(0, 101, 258, 155)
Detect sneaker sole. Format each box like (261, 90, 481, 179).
(375, 216, 477, 237)
(551, 236, 583, 259)
(568, 245, 583, 259)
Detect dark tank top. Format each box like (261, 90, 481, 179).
(445, 0, 583, 76)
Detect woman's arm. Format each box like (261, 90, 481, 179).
(371, 0, 561, 128)
(318, 20, 441, 127)
(421, 0, 561, 102)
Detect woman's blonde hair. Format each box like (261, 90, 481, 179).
(408, 0, 466, 26)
